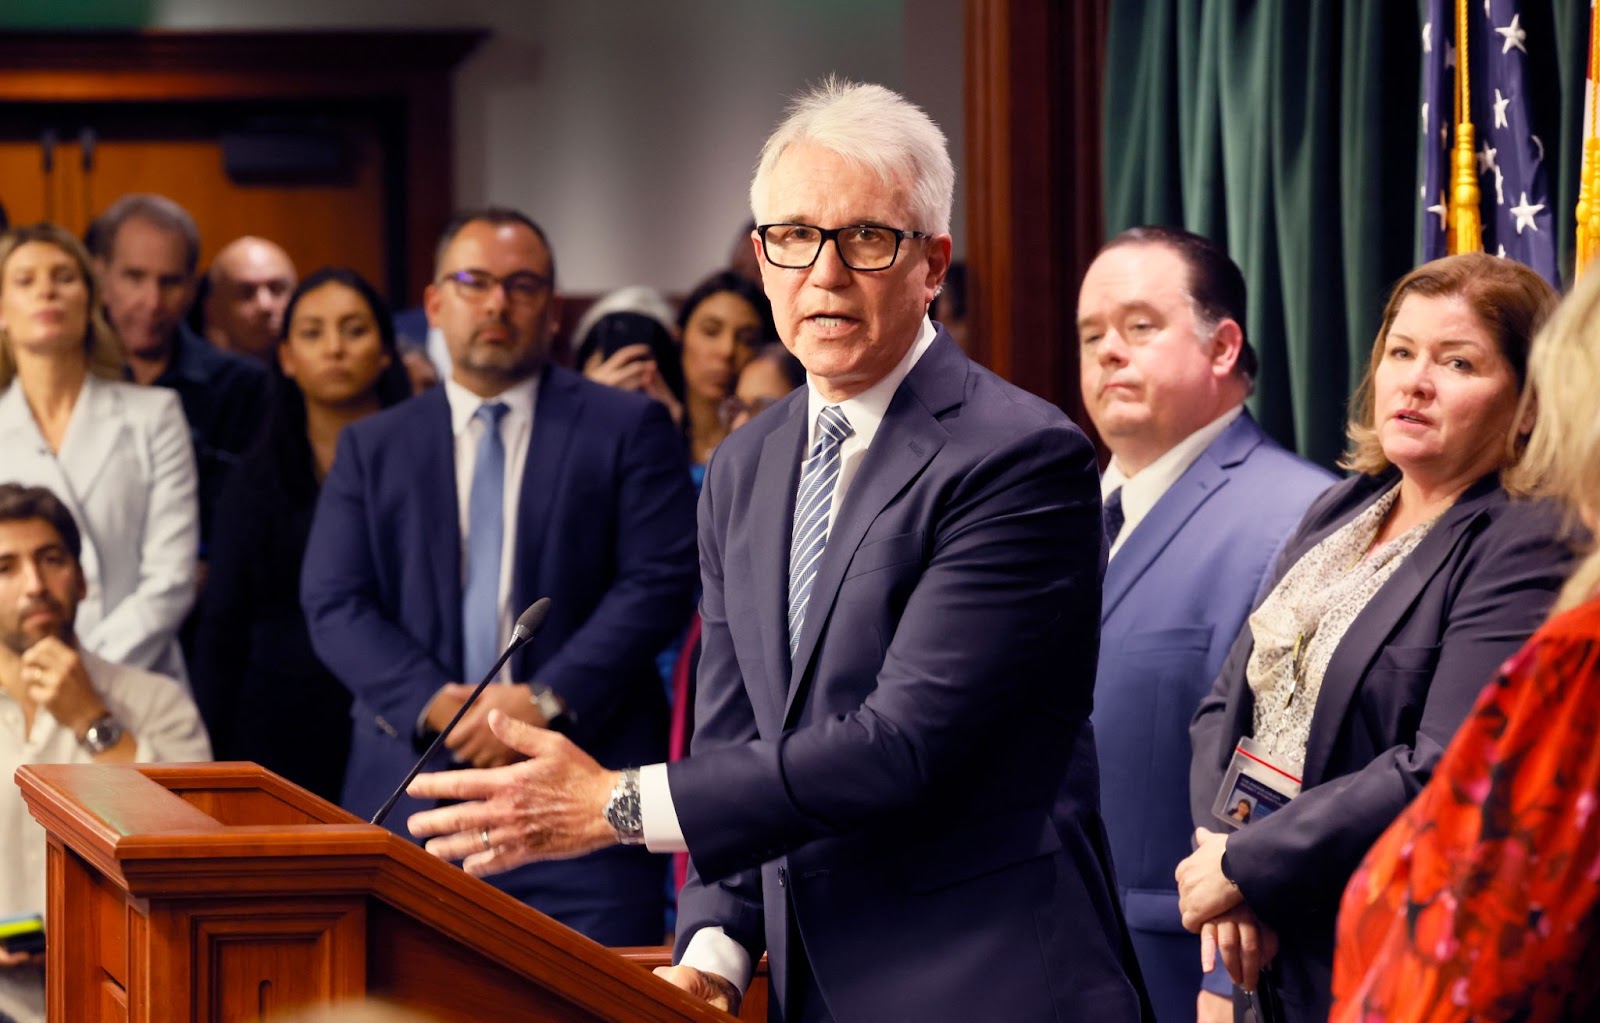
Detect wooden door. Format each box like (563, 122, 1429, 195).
(0, 31, 483, 305)
(1, 102, 391, 293)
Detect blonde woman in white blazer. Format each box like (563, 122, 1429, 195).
(0, 223, 197, 683)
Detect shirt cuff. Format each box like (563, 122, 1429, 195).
(680, 927, 753, 995)
(640, 762, 688, 852)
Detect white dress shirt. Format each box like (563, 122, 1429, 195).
(0, 650, 211, 1023)
(640, 317, 938, 990)
(443, 375, 538, 682)
(1100, 404, 1243, 560)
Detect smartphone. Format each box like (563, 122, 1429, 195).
(0, 912, 44, 956)
(591, 311, 671, 361)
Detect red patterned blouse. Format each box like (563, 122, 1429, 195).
(1331, 597, 1600, 1022)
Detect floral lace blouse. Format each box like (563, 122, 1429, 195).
(1247, 485, 1436, 775)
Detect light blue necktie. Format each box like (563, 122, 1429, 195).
(788, 405, 854, 655)
(463, 401, 509, 683)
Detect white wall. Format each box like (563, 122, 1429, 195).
(104, 0, 966, 295)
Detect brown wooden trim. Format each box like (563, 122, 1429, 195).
(964, 0, 1106, 434)
(0, 30, 482, 75)
(0, 30, 484, 303)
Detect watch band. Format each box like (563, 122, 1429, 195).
(528, 683, 574, 735)
(79, 713, 124, 755)
(604, 767, 645, 845)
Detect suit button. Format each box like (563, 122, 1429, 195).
(778, 867, 786, 888)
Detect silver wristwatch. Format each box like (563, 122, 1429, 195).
(528, 683, 574, 734)
(79, 713, 124, 754)
(604, 767, 645, 845)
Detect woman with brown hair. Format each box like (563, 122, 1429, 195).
(0, 223, 198, 682)
(1179, 253, 1576, 1022)
(1330, 259, 1600, 1023)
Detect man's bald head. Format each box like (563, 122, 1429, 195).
(204, 236, 297, 361)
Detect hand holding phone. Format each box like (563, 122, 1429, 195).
(0, 912, 44, 959)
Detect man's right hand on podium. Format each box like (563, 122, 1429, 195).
(653, 964, 741, 1016)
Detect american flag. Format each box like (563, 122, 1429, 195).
(1419, 0, 1558, 285)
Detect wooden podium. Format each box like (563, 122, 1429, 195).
(16, 761, 736, 1023)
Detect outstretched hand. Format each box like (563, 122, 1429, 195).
(406, 710, 619, 875)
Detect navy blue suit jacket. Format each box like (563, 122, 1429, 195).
(1091, 413, 1332, 1020)
(670, 331, 1146, 1022)
(301, 367, 698, 942)
(1189, 469, 1574, 1021)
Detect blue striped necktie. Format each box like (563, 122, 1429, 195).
(788, 405, 854, 655)
(463, 401, 509, 683)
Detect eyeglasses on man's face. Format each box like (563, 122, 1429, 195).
(757, 223, 930, 272)
(717, 394, 782, 428)
(438, 267, 552, 305)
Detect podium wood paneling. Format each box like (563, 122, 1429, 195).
(17, 762, 734, 1023)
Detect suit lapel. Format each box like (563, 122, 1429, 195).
(782, 333, 963, 724)
(1298, 475, 1498, 785)
(755, 397, 806, 709)
(1102, 414, 1265, 621)
(56, 375, 126, 506)
(0, 382, 102, 586)
(412, 389, 465, 674)
(510, 369, 579, 677)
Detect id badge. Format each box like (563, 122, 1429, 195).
(1212, 735, 1301, 830)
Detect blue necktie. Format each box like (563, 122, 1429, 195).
(1104, 486, 1126, 545)
(463, 401, 509, 683)
(788, 405, 854, 655)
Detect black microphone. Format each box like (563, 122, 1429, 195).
(369, 598, 553, 827)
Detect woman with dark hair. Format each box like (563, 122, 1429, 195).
(579, 273, 774, 485)
(1179, 253, 1575, 1022)
(718, 341, 805, 432)
(192, 267, 410, 801)
(673, 271, 774, 474)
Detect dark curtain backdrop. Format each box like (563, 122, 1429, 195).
(1101, 0, 1589, 469)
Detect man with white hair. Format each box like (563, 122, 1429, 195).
(406, 79, 1148, 1021)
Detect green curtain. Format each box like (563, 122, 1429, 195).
(1102, 0, 1588, 469)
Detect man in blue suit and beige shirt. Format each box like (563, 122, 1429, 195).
(405, 79, 1149, 1022)
(301, 207, 698, 945)
(1077, 225, 1334, 1022)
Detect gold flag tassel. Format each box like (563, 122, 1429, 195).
(1577, 0, 1600, 278)
(1447, 0, 1483, 254)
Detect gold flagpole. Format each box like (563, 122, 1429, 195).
(1448, 0, 1484, 254)
(1576, 1, 1600, 278)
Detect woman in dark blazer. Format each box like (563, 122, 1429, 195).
(1179, 253, 1577, 1023)
(191, 267, 410, 801)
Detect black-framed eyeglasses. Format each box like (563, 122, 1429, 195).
(757, 223, 930, 272)
(438, 268, 552, 305)
(717, 394, 782, 428)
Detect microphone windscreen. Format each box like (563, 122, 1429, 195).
(513, 597, 553, 640)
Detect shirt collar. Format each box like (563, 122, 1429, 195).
(444, 371, 540, 438)
(1102, 404, 1244, 524)
(804, 316, 937, 449)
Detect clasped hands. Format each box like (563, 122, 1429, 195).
(1175, 828, 1279, 992)
(422, 681, 554, 769)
